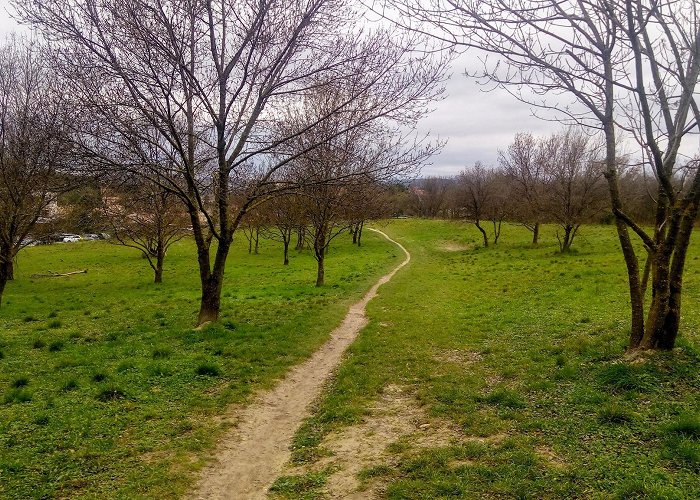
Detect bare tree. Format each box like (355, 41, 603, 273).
(103, 180, 189, 283)
(408, 176, 452, 217)
(541, 130, 607, 252)
(455, 163, 508, 247)
(284, 86, 432, 286)
(16, 0, 447, 324)
(262, 193, 304, 266)
(499, 132, 545, 244)
(392, 0, 700, 350)
(0, 38, 72, 306)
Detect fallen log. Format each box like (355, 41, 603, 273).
(31, 270, 88, 278)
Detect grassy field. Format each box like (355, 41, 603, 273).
(274, 220, 700, 499)
(0, 231, 401, 498)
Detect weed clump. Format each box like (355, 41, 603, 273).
(96, 386, 126, 401)
(597, 363, 651, 392)
(62, 379, 79, 392)
(11, 377, 29, 388)
(476, 388, 525, 409)
(152, 348, 170, 359)
(598, 403, 635, 424)
(48, 341, 64, 352)
(4, 388, 32, 404)
(32, 339, 45, 349)
(195, 362, 221, 377)
(664, 414, 700, 439)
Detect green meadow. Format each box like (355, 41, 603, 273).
(0, 232, 400, 498)
(2, 220, 699, 499)
(276, 220, 700, 499)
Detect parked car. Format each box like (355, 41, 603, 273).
(61, 234, 82, 243)
(83, 234, 101, 240)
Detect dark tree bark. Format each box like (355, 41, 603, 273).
(475, 220, 488, 247)
(296, 227, 306, 251)
(532, 222, 540, 245)
(0, 263, 7, 307)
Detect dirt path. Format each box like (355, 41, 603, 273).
(191, 228, 410, 500)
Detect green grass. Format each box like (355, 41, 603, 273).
(286, 220, 700, 498)
(0, 231, 400, 498)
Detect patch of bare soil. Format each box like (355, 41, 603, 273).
(439, 241, 471, 252)
(190, 229, 410, 500)
(280, 384, 463, 499)
(433, 349, 484, 365)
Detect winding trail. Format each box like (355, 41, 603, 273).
(192, 228, 410, 500)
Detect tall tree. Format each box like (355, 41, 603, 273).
(392, 0, 700, 350)
(0, 38, 72, 306)
(17, 0, 447, 324)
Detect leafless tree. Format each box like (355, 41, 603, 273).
(540, 130, 607, 252)
(103, 180, 189, 283)
(16, 0, 448, 324)
(284, 86, 432, 286)
(0, 38, 73, 306)
(408, 176, 452, 217)
(261, 193, 305, 265)
(455, 163, 509, 247)
(391, 0, 700, 350)
(346, 182, 393, 246)
(499, 132, 545, 244)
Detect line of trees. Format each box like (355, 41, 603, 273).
(1, 0, 448, 322)
(400, 128, 614, 251)
(390, 0, 700, 351)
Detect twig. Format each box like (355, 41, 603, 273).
(31, 270, 88, 278)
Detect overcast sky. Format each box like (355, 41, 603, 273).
(0, 0, 560, 177)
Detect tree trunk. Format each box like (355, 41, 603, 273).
(357, 221, 364, 247)
(283, 239, 290, 266)
(314, 226, 327, 287)
(154, 254, 164, 284)
(198, 277, 223, 324)
(316, 254, 325, 287)
(0, 263, 7, 308)
(559, 225, 576, 252)
(254, 227, 259, 254)
(640, 204, 698, 350)
(3, 260, 14, 281)
(195, 236, 232, 325)
(492, 219, 502, 245)
(352, 224, 358, 244)
(532, 222, 540, 245)
(296, 227, 305, 250)
(475, 220, 488, 247)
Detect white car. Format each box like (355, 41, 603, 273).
(62, 235, 82, 243)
